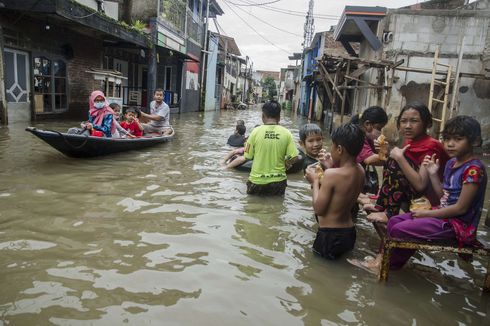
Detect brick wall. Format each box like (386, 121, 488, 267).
(65, 36, 103, 119)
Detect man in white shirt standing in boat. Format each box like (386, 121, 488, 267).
(139, 88, 172, 136)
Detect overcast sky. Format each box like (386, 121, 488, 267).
(212, 0, 424, 71)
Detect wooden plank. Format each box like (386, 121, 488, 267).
(321, 65, 342, 98)
(340, 61, 351, 123)
(395, 66, 488, 80)
(450, 36, 465, 118)
(344, 74, 379, 87)
(428, 46, 440, 113)
(317, 62, 334, 103)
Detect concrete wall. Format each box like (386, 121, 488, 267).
(388, 12, 487, 55)
(130, 0, 158, 21)
(76, 0, 119, 20)
(352, 10, 490, 146)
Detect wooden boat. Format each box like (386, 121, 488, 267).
(26, 127, 174, 158)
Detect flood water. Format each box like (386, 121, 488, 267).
(1, 107, 489, 325)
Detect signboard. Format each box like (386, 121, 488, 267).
(128, 91, 141, 106)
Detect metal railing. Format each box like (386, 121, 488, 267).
(186, 8, 203, 44)
(159, 0, 186, 33)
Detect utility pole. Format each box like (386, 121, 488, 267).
(303, 0, 315, 52)
(200, 0, 210, 111)
(242, 55, 249, 103)
(300, 0, 314, 117)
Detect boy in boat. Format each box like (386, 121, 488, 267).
(120, 107, 143, 138)
(304, 123, 365, 259)
(243, 100, 298, 196)
(139, 89, 172, 136)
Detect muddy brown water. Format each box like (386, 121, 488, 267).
(0, 107, 489, 325)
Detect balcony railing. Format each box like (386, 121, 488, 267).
(160, 0, 186, 33)
(186, 8, 203, 44)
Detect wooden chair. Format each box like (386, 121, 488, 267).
(373, 222, 490, 292)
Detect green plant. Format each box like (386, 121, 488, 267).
(132, 20, 146, 31)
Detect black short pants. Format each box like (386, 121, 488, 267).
(313, 226, 356, 260)
(246, 180, 287, 196)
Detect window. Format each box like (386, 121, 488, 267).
(33, 56, 67, 112)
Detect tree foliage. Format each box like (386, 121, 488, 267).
(262, 76, 277, 100)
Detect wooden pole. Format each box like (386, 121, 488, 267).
(428, 46, 439, 114)
(449, 36, 465, 118)
(330, 68, 339, 132)
(340, 60, 350, 124)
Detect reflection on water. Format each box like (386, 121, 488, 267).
(0, 108, 489, 325)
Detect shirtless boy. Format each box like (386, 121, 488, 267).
(305, 123, 365, 259)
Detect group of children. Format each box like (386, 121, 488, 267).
(225, 100, 488, 275)
(110, 104, 143, 138)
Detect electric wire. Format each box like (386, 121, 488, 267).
(224, 0, 340, 20)
(221, 0, 292, 55)
(227, 0, 282, 6)
(230, 2, 302, 37)
(213, 17, 228, 36)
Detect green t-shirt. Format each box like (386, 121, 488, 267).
(244, 124, 299, 184)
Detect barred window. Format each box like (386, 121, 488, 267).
(33, 56, 67, 112)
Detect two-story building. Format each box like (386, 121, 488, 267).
(298, 30, 349, 122)
(129, 0, 223, 114)
(208, 33, 245, 109)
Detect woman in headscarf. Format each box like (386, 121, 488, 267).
(82, 90, 117, 138)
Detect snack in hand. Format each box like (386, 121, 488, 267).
(410, 197, 432, 211)
(315, 163, 324, 179)
(377, 134, 388, 161)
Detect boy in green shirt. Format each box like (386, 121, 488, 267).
(244, 100, 298, 195)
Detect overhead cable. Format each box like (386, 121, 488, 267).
(224, 0, 340, 20)
(229, 1, 302, 37)
(221, 0, 292, 55)
(227, 0, 282, 6)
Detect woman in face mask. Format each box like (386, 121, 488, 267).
(82, 90, 117, 138)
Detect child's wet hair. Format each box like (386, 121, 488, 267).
(396, 101, 432, 129)
(262, 100, 281, 119)
(236, 124, 246, 136)
(299, 123, 323, 142)
(236, 120, 245, 126)
(442, 115, 482, 146)
(331, 123, 365, 157)
(109, 102, 120, 111)
(351, 106, 388, 126)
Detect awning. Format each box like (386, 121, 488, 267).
(156, 46, 200, 63)
(334, 6, 386, 54)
